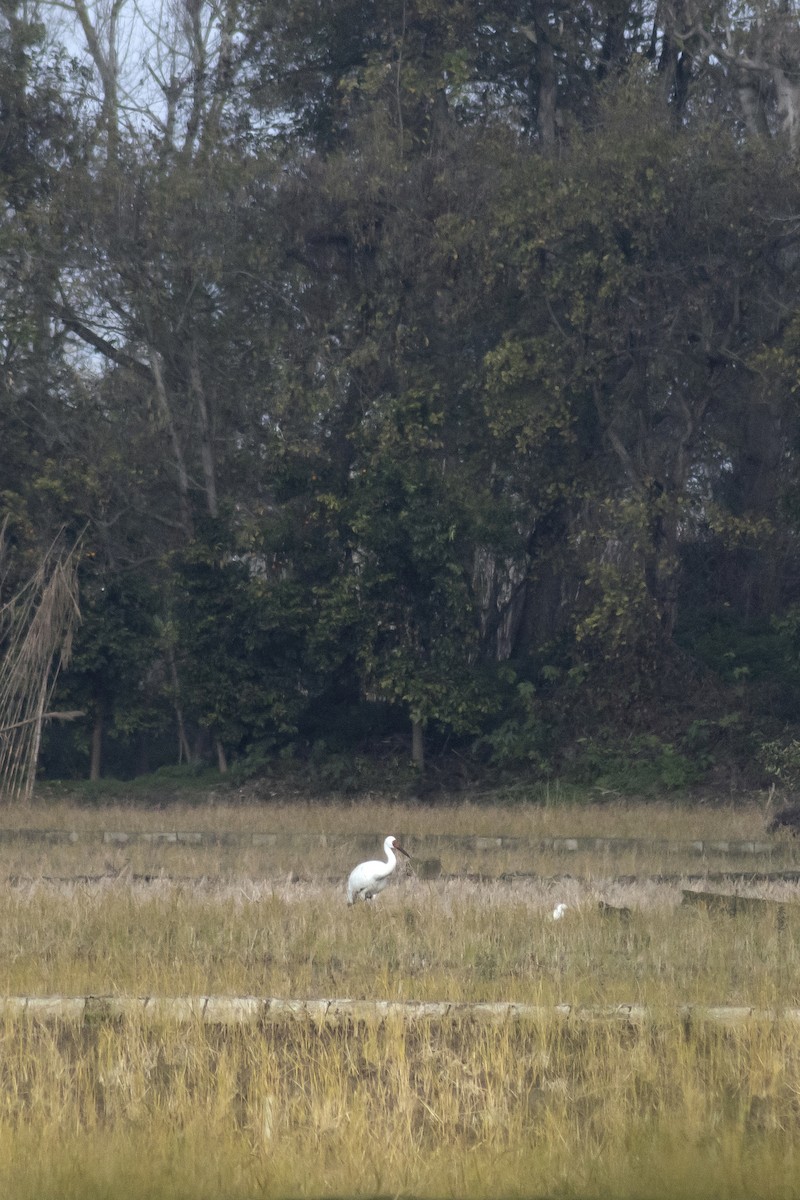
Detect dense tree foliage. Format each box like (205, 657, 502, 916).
(4, 0, 800, 791)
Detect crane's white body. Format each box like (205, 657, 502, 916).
(551, 903, 568, 920)
(347, 835, 409, 904)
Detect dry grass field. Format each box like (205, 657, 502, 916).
(0, 788, 786, 882)
(1, 788, 800, 1199)
(9, 786, 779, 839)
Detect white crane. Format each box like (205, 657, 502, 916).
(347, 835, 410, 905)
(551, 903, 568, 920)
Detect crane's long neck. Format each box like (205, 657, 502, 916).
(380, 844, 397, 877)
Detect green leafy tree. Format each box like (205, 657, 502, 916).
(8, 0, 800, 785)
(0, 6, 86, 580)
(318, 409, 496, 770)
(481, 78, 800, 695)
(54, 568, 163, 779)
(171, 528, 314, 769)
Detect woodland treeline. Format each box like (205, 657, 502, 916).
(3, 0, 800, 792)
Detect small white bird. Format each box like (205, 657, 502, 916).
(347, 835, 410, 905)
(551, 903, 568, 921)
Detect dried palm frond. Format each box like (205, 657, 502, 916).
(0, 531, 82, 801)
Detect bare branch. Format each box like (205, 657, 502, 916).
(53, 303, 152, 378)
(0, 711, 86, 734)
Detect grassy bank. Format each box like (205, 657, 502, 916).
(2, 1011, 800, 1199)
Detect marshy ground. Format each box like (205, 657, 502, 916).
(1, 788, 800, 1199)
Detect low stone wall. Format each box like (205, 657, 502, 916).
(0, 829, 781, 856)
(1, 995, 799, 1026)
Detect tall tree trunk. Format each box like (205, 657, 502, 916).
(149, 348, 194, 536)
(774, 69, 800, 151)
(411, 717, 425, 773)
(136, 732, 150, 777)
(535, 30, 557, 147)
(90, 710, 103, 781)
(190, 337, 219, 518)
(166, 645, 192, 764)
(69, 0, 122, 163)
(646, 483, 681, 639)
(733, 400, 786, 618)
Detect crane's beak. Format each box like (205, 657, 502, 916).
(394, 841, 411, 859)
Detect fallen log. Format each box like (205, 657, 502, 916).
(681, 889, 792, 921)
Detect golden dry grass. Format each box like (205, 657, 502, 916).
(2, 1010, 800, 1200)
(1, 874, 799, 1006)
(0, 837, 786, 884)
(11, 788, 778, 840)
(0, 789, 791, 883)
